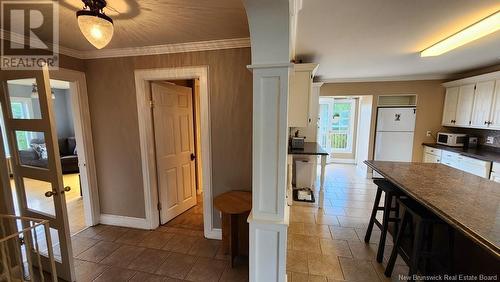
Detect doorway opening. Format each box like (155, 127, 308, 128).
(318, 96, 373, 175)
(152, 79, 204, 232)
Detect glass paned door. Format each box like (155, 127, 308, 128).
(0, 68, 75, 281)
(318, 97, 356, 162)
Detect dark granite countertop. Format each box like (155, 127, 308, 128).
(423, 143, 500, 163)
(288, 142, 328, 156)
(365, 160, 500, 257)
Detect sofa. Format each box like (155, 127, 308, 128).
(19, 137, 79, 174)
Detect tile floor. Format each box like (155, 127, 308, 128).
(70, 195, 248, 282)
(286, 164, 409, 282)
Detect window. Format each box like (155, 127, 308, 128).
(0, 98, 36, 155)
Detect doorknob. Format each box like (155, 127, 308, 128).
(190, 153, 196, 161)
(45, 191, 56, 197)
(62, 186, 71, 193)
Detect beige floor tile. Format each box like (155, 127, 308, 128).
(100, 244, 146, 268)
(93, 266, 137, 282)
(287, 250, 309, 274)
(289, 222, 306, 235)
(92, 226, 128, 242)
(329, 226, 359, 241)
(162, 234, 198, 254)
(115, 229, 152, 245)
(188, 238, 220, 258)
(339, 257, 380, 281)
(219, 258, 248, 282)
(291, 272, 328, 282)
(315, 214, 340, 226)
(372, 260, 410, 282)
(383, 245, 406, 266)
(185, 257, 227, 282)
(138, 231, 175, 249)
(304, 223, 333, 239)
(319, 239, 352, 257)
(307, 253, 343, 280)
(291, 234, 321, 254)
(291, 211, 316, 223)
(74, 225, 109, 239)
(355, 227, 393, 246)
(129, 272, 168, 282)
(76, 241, 121, 263)
(321, 206, 346, 216)
(336, 216, 368, 229)
(74, 259, 109, 282)
(71, 236, 99, 257)
(155, 252, 197, 279)
(127, 248, 171, 274)
(347, 241, 379, 261)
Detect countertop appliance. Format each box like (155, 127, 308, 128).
(374, 107, 416, 178)
(466, 136, 478, 148)
(436, 132, 467, 147)
(290, 137, 305, 149)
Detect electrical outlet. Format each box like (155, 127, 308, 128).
(486, 136, 495, 144)
(426, 131, 432, 137)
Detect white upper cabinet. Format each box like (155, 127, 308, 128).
(442, 87, 459, 126)
(471, 80, 496, 127)
(488, 80, 500, 129)
(288, 63, 319, 127)
(454, 84, 475, 126)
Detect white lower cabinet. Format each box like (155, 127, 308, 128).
(422, 146, 492, 179)
(490, 162, 500, 183)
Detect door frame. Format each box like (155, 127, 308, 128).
(134, 66, 219, 239)
(48, 68, 100, 226)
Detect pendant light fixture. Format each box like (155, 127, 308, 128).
(31, 83, 56, 100)
(76, 0, 114, 49)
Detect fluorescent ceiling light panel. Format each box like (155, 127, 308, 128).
(421, 11, 500, 57)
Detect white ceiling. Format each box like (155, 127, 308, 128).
(296, 0, 500, 81)
(20, 0, 249, 51)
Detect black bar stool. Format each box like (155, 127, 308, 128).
(385, 198, 454, 280)
(365, 179, 404, 262)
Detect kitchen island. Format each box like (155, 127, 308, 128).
(365, 160, 500, 261)
(288, 142, 329, 208)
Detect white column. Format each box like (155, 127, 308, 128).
(243, 0, 294, 281)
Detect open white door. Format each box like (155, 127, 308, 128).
(0, 67, 75, 281)
(152, 82, 197, 224)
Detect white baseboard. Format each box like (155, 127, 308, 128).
(204, 228, 222, 240)
(100, 214, 151, 230)
(330, 158, 356, 164)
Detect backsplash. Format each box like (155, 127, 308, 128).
(444, 127, 500, 148)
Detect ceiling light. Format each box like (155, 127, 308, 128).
(31, 84, 55, 100)
(421, 11, 500, 57)
(77, 0, 114, 49)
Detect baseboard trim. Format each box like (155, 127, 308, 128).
(205, 228, 222, 240)
(100, 214, 151, 230)
(330, 158, 356, 164)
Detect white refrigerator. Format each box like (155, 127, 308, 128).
(373, 107, 416, 178)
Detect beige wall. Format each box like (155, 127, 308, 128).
(84, 48, 253, 226)
(320, 80, 445, 162)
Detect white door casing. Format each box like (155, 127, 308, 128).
(151, 82, 197, 224)
(0, 68, 75, 281)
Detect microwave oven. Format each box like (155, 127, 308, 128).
(436, 132, 467, 147)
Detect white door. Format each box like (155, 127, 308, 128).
(376, 108, 416, 132)
(152, 82, 197, 224)
(488, 80, 500, 129)
(0, 68, 75, 281)
(471, 80, 495, 127)
(442, 87, 459, 126)
(455, 84, 475, 126)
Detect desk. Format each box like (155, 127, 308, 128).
(288, 142, 329, 208)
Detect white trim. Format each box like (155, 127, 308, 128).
(330, 158, 356, 164)
(320, 74, 449, 83)
(49, 68, 100, 226)
(1, 30, 249, 60)
(99, 214, 150, 230)
(442, 70, 500, 87)
(134, 66, 217, 239)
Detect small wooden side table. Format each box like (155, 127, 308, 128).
(214, 191, 252, 267)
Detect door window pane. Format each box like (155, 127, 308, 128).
(22, 177, 56, 217)
(6, 78, 42, 119)
(15, 131, 48, 169)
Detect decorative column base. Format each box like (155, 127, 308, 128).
(248, 206, 289, 282)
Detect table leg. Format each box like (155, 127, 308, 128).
(319, 155, 326, 209)
(229, 214, 238, 267)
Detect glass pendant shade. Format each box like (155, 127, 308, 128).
(77, 10, 114, 49)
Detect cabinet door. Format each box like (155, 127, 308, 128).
(289, 70, 311, 127)
(488, 80, 500, 129)
(442, 87, 459, 126)
(423, 152, 440, 163)
(455, 84, 475, 126)
(471, 80, 495, 127)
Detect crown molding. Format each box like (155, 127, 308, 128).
(1, 30, 250, 60)
(319, 73, 449, 83)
